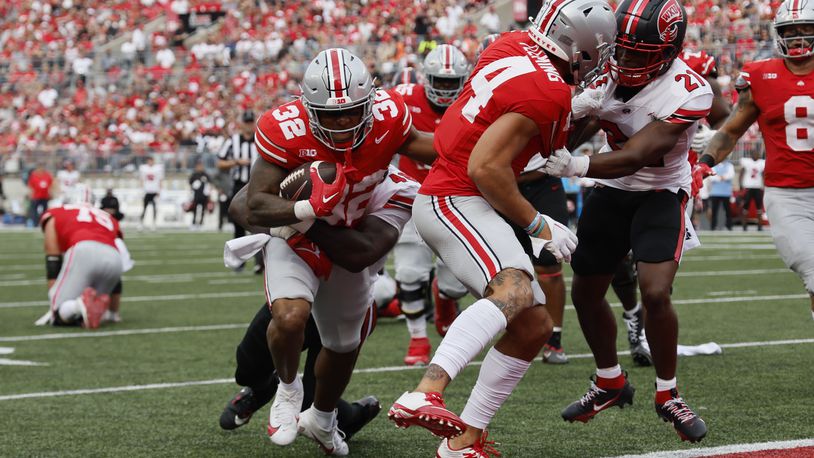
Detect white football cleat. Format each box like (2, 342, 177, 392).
(437, 431, 500, 458)
(267, 378, 304, 446)
(298, 407, 348, 456)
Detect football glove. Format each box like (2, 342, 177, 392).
(571, 86, 606, 119)
(690, 163, 715, 198)
(691, 124, 717, 152)
(543, 148, 589, 178)
(536, 214, 578, 263)
(293, 162, 347, 219)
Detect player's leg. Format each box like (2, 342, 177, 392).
(562, 186, 635, 423)
(302, 269, 376, 455)
(141, 194, 148, 222)
(262, 238, 319, 446)
(432, 259, 467, 336)
(633, 189, 706, 442)
(764, 187, 814, 320)
(519, 176, 570, 364)
(48, 246, 89, 326)
(742, 190, 754, 231)
(150, 194, 158, 227)
(755, 189, 765, 231)
(393, 195, 544, 444)
(87, 242, 123, 324)
(393, 221, 434, 365)
(612, 253, 650, 366)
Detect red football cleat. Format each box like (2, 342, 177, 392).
(403, 337, 431, 366)
(378, 298, 402, 318)
(388, 391, 465, 438)
(432, 278, 459, 337)
(79, 287, 108, 329)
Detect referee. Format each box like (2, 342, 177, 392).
(218, 111, 263, 273)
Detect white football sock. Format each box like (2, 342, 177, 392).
(596, 365, 622, 379)
(460, 347, 531, 429)
(311, 407, 336, 430)
(405, 316, 427, 338)
(430, 298, 507, 380)
(57, 300, 82, 323)
(278, 375, 302, 392)
(656, 377, 677, 391)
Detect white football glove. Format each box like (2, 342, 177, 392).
(571, 86, 606, 119)
(536, 214, 578, 263)
(543, 148, 589, 178)
(691, 124, 716, 152)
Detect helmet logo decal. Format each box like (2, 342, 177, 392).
(657, 0, 683, 43)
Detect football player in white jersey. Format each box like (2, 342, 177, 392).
(56, 160, 81, 204)
(739, 149, 766, 230)
(544, 0, 711, 443)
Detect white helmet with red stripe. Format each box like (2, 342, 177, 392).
(774, 0, 814, 59)
(528, 0, 617, 87)
(300, 48, 375, 151)
(422, 44, 470, 107)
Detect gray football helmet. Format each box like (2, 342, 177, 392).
(422, 44, 470, 107)
(774, 0, 814, 58)
(300, 48, 375, 151)
(528, 0, 617, 87)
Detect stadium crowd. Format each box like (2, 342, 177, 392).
(0, 0, 783, 171)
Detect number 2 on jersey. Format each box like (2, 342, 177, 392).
(272, 105, 307, 140)
(784, 95, 814, 151)
(462, 56, 536, 123)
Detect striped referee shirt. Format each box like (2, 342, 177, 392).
(218, 134, 258, 183)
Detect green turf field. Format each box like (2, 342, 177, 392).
(0, 229, 812, 457)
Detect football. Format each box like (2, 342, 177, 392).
(278, 161, 338, 201)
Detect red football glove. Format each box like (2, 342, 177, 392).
(286, 234, 332, 280)
(293, 162, 347, 219)
(690, 163, 715, 198)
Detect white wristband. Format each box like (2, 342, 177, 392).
(573, 156, 590, 178)
(293, 200, 316, 220)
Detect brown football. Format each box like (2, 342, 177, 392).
(278, 161, 338, 201)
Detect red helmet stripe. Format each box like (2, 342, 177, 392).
(537, 0, 569, 35)
(444, 45, 452, 72)
(793, 0, 801, 18)
(624, 0, 649, 35)
(328, 49, 346, 98)
(401, 69, 410, 85)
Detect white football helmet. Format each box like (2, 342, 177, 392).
(300, 48, 375, 151)
(422, 44, 470, 107)
(528, 0, 617, 87)
(774, 0, 814, 58)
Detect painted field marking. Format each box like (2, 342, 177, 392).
(607, 438, 814, 458)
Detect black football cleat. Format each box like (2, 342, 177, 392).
(219, 386, 268, 430)
(624, 307, 652, 367)
(343, 396, 382, 441)
(655, 389, 707, 443)
(562, 374, 635, 423)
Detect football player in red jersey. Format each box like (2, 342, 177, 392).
(40, 199, 123, 330)
(698, 0, 814, 320)
(388, 1, 615, 455)
(544, 0, 710, 443)
(246, 48, 435, 454)
(389, 44, 471, 366)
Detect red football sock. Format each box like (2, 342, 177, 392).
(596, 374, 626, 390)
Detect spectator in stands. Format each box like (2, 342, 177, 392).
(480, 5, 500, 34)
(27, 162, 53, 227)
(709, 160, 736, 231)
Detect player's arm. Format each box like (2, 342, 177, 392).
(468, 112, 550, 236)
(705, 78, 731, 128)
(229, 185, 274, 234)
(305, 216, 400, 273)
(398, 126, 436, 165)
(584, 120, 693, 178)
(42, 217, 61, 289)
(701, 88, 760, 165)
(245, 159, 299, 227)
(567, 117, 601, 151)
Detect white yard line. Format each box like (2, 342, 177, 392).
(0, 324, 247, 342)
(0, 291, 263, 309)
(607, 438, 814, 458)
(0, 338, 812, 401)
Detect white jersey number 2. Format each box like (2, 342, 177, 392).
(784, 95, 814, 152)
(462, 56, 536, 123)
